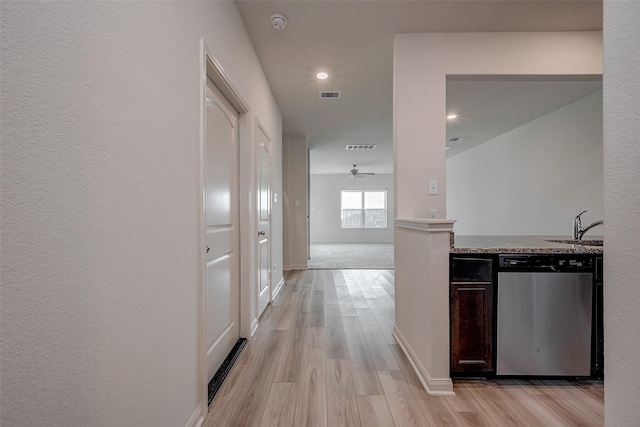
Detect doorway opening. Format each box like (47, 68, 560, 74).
(308, 146, 394, 269)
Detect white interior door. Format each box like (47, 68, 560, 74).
(205, 78, 240, 382)
(257, 123, 271, 316)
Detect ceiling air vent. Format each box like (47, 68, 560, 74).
(319, 91, 341, 99)
(346, 145, 376, 151)
(447, 137, 466, 143)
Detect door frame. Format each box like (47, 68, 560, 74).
(198, 39, 252, 417)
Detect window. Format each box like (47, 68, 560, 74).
(341, 190, 387, 228)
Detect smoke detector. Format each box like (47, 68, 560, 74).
(270, 14, 287, 31)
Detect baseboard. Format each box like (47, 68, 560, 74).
(392, 326, 455, 396)
(284, 264, 308, 271)
(185, 403, 204, 427)
(251, 318, 259, 337)
(272, 277, 285, 301)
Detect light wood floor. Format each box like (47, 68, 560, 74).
(205, 269, 604, 427)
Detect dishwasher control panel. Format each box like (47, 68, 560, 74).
(499, 255, 594, 272)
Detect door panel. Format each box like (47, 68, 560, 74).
(259, 233, 269, 306)
(257, 123, 271, 316)
(450, 283, 493, 372)
(206, 227, 232, 261)
(205, 79, 240, 383)
(206, 254, 232, 352)
(205, 104, 234, 226)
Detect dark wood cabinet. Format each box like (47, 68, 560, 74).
(450, 252, 603, 377)
(450, 256, 494, 373)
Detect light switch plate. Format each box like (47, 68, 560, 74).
(428, 180, 438, 195)
(429, 209, 437, 219)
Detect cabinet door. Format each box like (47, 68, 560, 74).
(451, 283, 493, 372)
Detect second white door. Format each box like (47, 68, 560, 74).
(256, 122, 271, 316)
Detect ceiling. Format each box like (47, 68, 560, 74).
(236, 1, 603, 174)
(446, 77, 603, 158)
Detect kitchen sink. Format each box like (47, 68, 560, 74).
(546, 239, 603, 246)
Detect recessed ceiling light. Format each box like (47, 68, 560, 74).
(447, 114, 457, 120)
(316, 72, 329, 80)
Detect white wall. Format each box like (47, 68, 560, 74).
(395, 32, 603, 220)
(447, 91, 603, 236)
(394, 32, 602, 394)
(282, 135, 309, 269)
(603, 2, 640, 425)
(310, 174, 394, 243)
(0, 2, 281, 426)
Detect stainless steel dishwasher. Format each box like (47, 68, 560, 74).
(497, 254, 593, 376)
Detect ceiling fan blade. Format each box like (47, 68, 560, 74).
(349, 164, 374, 177)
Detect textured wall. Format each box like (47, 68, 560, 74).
(310, 174, 395, 243)
(448, 91, 603, 235)
(0, 2, 281, 426)
(603, 2, 640, 425)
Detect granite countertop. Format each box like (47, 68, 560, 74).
(451, 235, 603, 254)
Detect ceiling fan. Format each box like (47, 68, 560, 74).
(349, 164, 375, 179)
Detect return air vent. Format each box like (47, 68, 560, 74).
(447, 137, 466, 143)
(346, 145, 376, 151)
(319, 91, 341, 99)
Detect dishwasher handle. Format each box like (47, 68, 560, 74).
(500, 257, 530, 267)
(499, 255, 594, 272)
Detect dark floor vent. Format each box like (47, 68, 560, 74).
(208, 338, 247, 405)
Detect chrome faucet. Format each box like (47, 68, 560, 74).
(573, 210, 604, 240)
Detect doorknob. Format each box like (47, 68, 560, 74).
(258, 231, 266, 236)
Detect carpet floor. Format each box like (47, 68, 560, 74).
(308, 243, 394, 269)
